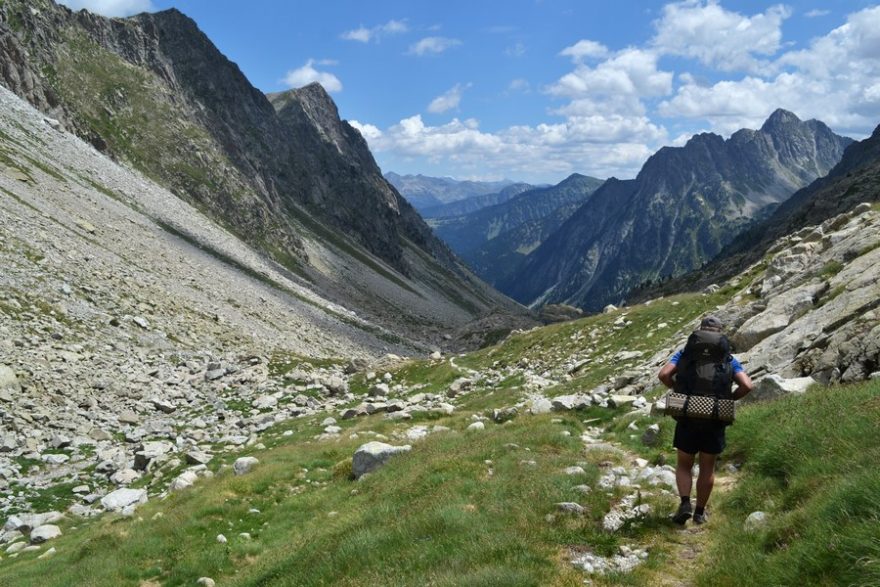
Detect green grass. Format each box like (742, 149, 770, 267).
(693, 379, 880, 587)
(818, 259, 844, 278)
(0, 410, 641, 587)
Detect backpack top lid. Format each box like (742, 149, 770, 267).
(683, 329, 730, 363)
(675, 329, 734, 398)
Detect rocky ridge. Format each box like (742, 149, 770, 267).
(0, 0, 529, 343)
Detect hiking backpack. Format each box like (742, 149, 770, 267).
(673, 330, 734, 418)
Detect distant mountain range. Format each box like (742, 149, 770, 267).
(384, 173, 523, 214)
(499, 109, 853, 311)
(429, 174, 604, 287)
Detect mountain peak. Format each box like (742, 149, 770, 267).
(761, 108, 803, 132)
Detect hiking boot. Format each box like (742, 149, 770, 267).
(693, 510, 709, 525)
(672, 501, 692, 525)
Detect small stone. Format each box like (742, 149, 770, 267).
(196, 578, 216, 587)
(467, 421, 485, 432)
(564, 466, 587, 476)
(745, 511, 768, 532)
(216, 534, 227, 544)
(37, 547, 56, 559)
(556, 502, 585, 515)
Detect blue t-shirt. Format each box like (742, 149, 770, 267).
(670, 349, 744, 374)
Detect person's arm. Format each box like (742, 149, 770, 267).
(732, 371, 754, 400)
(658, 362, 677, 389)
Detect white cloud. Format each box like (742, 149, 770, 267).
(507, 78, 531, 93)
(358, 113, 663, 181)
(407, 37, 462, 56)
(57, 0, 153, 17)
(282, 59, 343, 93)
(548, 48, 673, 101)
(505, 42, 526, 57)
(349, 120, 383, 141)
(652, 1, 791, 74)
(427, 84, 469, 113)
(341, 19, 408, 43)
(805, 9, 830, 18)
(559, 40, 609, 62)
(659, 5, 880, 135)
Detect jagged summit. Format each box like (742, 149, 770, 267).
(761, 107, 802, 130)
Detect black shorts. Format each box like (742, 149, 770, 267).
(673, 420, 727, 455)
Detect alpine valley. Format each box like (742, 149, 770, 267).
(0, 2, 879, 587)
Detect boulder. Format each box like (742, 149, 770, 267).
(0, 365, 20, 393)
(641, 424, 661, 447)
(527, 396, 553, 414)
(733, 283, 823, 350)
(101, 488, 148, 512)
(745, 375, 816, 403)
(556, 502, 585, 515)
(368, 383, 390, 397)
(29, 525, 61, 544)
(491, 407, 518, 423)
(551, 394, 589, 411)
(233, 457, 259, 476)
(134, 441, 174, 470)
(169, 471, 199, 492)
(352, 442, 411, 479)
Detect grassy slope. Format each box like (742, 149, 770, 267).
(0, 283, 875, 586)
(694, 379, 880, 587)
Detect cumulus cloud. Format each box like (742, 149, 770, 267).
(408, 37, 462, 56)
(427, 84, 469, 113)
(358, 113, 662, 181)
(282, 59, 343, 93)
(659, 5, 880, 135)
(548, 48, 673, 102)
(804, 9, 830, 18)
(559, 40, 609, 62)
(341, 19, 408, 43)
(652, 0, 791, 74)
(57, 0, 153, 17)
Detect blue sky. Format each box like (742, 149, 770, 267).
(60, 0, 880, 184)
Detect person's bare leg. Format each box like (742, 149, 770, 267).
(696, 452, 717, 508)
(676, 449, 695, 498)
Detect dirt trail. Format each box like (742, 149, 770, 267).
(641, 474, 739, 587)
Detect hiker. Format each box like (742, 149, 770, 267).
(657, 315, 753, 525)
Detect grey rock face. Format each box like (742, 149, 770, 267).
(352, 441, 411, 479)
